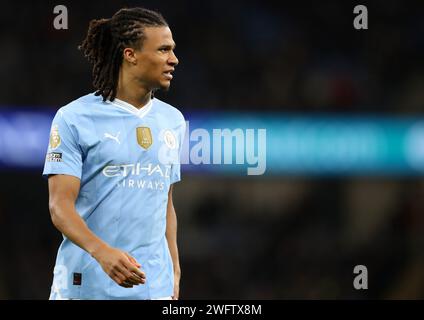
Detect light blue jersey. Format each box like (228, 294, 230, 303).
(43, 93, 186, 300)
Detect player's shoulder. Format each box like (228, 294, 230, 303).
(56, 92, 103, 121)
(153, 98, 185, 124)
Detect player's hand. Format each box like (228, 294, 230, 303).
(92, 245, 146, 288)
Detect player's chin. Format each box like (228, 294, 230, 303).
(158, 80, 172, 91)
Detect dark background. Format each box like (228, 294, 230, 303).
(0, 0, 424, 299)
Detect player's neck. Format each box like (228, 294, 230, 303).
(116, 74, 152, 109)
(115, 89, 151, 110)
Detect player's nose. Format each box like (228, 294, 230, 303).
(168, 50, 179, 66)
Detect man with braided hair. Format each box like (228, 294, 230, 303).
(43, 7, 184, 300)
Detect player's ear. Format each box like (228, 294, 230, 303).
(123, 48, 137, 65)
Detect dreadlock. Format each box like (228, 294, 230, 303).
(79, 7, 168, 101)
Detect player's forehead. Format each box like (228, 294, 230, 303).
(142, 26, 175, 48)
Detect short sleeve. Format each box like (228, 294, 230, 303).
(42, 110, 83, 180)
(170, 118, 186, 184)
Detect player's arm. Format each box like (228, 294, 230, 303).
(166, 184, 181, 300)
(48, 174, 146, 288)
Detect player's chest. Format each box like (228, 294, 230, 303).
(85, 117, 178, 165)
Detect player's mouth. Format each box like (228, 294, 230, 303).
(163, 69, 174, 80)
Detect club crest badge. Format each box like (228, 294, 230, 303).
(164, 130, 177, 150)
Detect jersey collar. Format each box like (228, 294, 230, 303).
(110, 98, 153, 119)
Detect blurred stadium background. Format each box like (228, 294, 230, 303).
(1, 0, 424, 299)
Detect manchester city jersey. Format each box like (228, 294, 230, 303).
(42, 93, 186, 300)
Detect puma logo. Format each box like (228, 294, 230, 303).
(104, 132, 121, 144)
